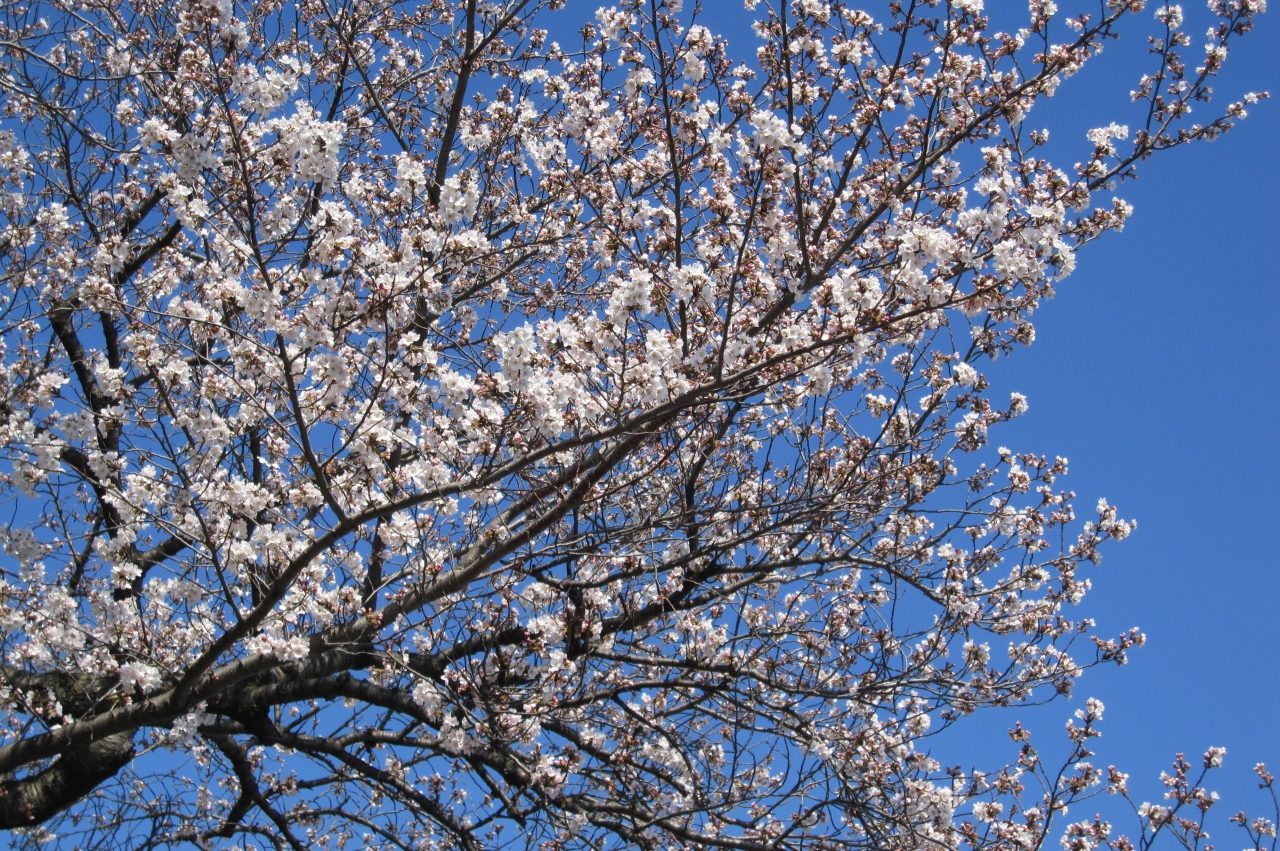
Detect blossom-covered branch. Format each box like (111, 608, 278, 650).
(0, 0, 1268, 847)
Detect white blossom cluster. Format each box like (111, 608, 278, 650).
(0, 0, 1269, 848)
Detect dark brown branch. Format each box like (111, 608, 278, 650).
(0, 733, 133, 829)
(206, 734, 309, 851)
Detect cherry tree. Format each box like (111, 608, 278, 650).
(0, 0, 1273, 847)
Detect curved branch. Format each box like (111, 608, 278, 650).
(0, 733, 134, 829)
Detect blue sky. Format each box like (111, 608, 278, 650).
(555, 0, 1279, 831)
(984, 3, 1280, 830)
(969, 0, 1278, 828)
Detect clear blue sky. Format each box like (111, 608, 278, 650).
(984, 3, 1280, 829)
(556, 0, 1280, 831)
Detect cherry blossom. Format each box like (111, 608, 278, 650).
(0, 0, 1273, 848)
